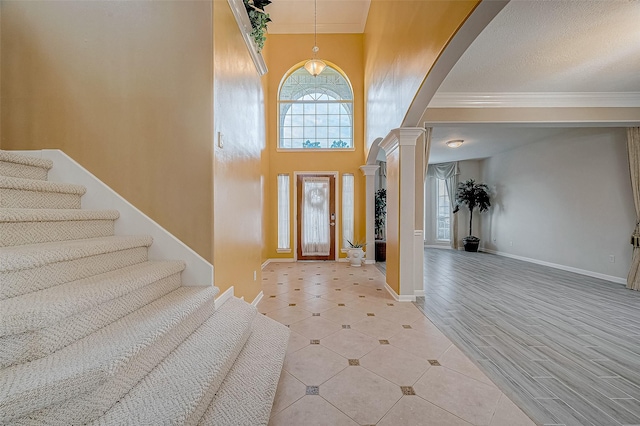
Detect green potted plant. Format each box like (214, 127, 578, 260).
(243, 0, 271, 52)
(453, 179, 491, 252)
(374, 188, 386, 261)
(346, 239, 366, 267)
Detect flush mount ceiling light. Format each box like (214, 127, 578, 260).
(446, 139, 464, 148)
(304, 0, 326, 77)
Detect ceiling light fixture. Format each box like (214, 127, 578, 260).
(446, 139, 464, 148)
(304, 0, 326, 77)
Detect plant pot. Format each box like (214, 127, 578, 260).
(462, 237, 480, 252)
(348, 248, 364, 267)
(375, 240, 386, 262)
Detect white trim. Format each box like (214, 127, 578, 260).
(263, 258, 296, 268)
(414, 290, 425, 297)
(215, 286, 235, 309)
(338, 258, 349, 263)
(429, 92, 640, 109)
(15, 150, 213, 287)
(424, 245, 452, 250)
(481, 249, 626, 285)
(276, 248, 292, 253)
(261, 259, 270, 269)
(384, 282, 416, 302)
(364, 260, 375, 264)
(251, 291, 264, 306)
(227, 0, 268, 76)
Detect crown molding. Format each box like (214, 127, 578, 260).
(228, 0, 268, 76)
(429, 92, 640, 109)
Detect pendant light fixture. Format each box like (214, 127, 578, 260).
(304, 0, 326, 77)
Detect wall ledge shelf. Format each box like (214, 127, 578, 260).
(228, 0, 268, 76)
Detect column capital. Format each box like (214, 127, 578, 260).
(359, 165, 380, 176)
(380, 127, 425, 154)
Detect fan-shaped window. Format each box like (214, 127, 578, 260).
(279, 65, 353, 150)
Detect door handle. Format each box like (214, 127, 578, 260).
(330, 222, 335, 226)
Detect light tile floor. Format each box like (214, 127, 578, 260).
(261, 262, 535, 426)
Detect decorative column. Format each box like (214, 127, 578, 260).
(360, 165, 380, 264)
(380, 128, 425, 301)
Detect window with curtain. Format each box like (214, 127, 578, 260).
(278, 65, 353, 149)
(342, 174, 354, 248)
(277, 174, 290, 251)
(436, 179, 451, 241)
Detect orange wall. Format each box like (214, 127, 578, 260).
(264, 34, 366, 260)
(212, 0, 267, 299)
(364, 0, 479, 152)
(1, 0, 214, 262)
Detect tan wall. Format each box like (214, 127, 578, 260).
(212, 0, 267, 299)
(264, 34, 366, 260)
(1, 0, 214, 263)
(385, 149, 400, 293)
(363, 0, 479, 152)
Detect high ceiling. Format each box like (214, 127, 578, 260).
(266, 0, 640, 164)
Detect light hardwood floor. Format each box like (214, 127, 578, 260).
(414, 248, 640, 426)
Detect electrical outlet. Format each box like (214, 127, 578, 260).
(217, 132, 224, 149)
(609, 255, 615, 263)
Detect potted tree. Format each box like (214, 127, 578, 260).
(453, 179, 491, 252)
(374, 188, 386, 261)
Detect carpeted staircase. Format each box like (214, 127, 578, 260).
(0, 150, 289, 425)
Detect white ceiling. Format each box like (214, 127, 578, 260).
(265, 0, 371, 34)
(266, 0, 640, 164)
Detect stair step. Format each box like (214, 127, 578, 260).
(0, 175, 86, 209)
(0, 208, 119, 247)
(1, 286, 218, 424)
(199, 313, 290, 426)
(0, 235, 153, 300)
(0, 151, 53, 181)
(93, 297, 256, 426)
(0, 261, 186, 368)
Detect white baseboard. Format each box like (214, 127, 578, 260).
(215, 286, 235, 309)
(481, 249, 626, 285)
(424, 245, 452, 250)
(414, 290, 425, 297)
(251, 291, 264, 306)
(384, 283, 416, 302)
(365, 260, 375, 264)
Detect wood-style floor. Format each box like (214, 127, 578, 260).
(414, 248, 640, 426)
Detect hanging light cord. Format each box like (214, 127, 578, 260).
(313, 0, 318, 56)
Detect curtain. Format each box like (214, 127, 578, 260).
(277, 174, 290, 250)
(427, 162, 460, 250)
(301, 176, 331, 256)
(342, 174, 355, 248)
(627, 127, 640, 290)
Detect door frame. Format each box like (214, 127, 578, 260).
(293, 171, 340, 261)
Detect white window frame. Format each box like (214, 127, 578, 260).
(277, 174, 291, 253)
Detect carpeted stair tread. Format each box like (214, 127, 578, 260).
(0, 236, 153, 301)
(0, 151, 53, 181)
(199, 313, 290, 426)
(0, 271, 183, 369)
(93, 297, 256, 426)
(0, 207, 118, 222)
(0, 176, 86, 209)
(1, 260, 187, 336)
(0, 208, 120, 247)
(1, 286, 217, 423)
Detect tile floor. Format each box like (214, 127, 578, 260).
(261, 262, 535, 426)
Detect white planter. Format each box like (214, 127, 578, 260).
(348, 248, 364, 267)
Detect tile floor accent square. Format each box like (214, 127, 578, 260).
(379, 340, 390, 345)
(335, 289, 341, 291)
(342, 325, 351, 329)
(428, 360, 441, 366)
(289, 304, 296, 307)
(367, 313, 375, 316)
(294, 288, 300, 291)
(401, 386, 416, 395)
(333, 278, 338, 280)
(359, 296, 366, 298)
(316, 296, 321, 298)
(315, 283, 321, 285)
(377, 289, 382, 291)
(402, 325, 412, 329)
(338, 304, 345, 307)
(310, 339, 320, 345)
(387, 303, 394, 306)
(354, 283, 359, 285)
(349, 359, 360, 366)
(312, 313, 320, 316)
(269, 295, 276, 298)
(277, 283, 283, 285)
(306, 386, 319, 395)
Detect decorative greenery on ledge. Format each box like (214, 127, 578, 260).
(243, 0, 271, 53)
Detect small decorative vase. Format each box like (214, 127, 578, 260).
(348, 248, 364, 267)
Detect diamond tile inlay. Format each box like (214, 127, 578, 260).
(428, 359, 441, 366)
(402, 325, 412, 329)
(367, 313, 375, 316)
(310, 339, 320, 345)
(379, 340, 390, 345)
(306, 386, 319, 395)
(312, 313, 320, 316)
(349, 359, 360, 366)
(400, 386, 416, 395)
(342, 325, 351, 329)
(338, 303, 345, 307)
(289, 303, 296, 306)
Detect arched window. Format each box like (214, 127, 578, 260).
(278, 65, 353, 150)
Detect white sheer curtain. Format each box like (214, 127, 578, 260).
(302, 176, 331, 256)
(342, 174, 354, 248)
(427, 162, 460, 249)
(627, 127, 640, 290)
(277, 174, 290, 250)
